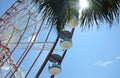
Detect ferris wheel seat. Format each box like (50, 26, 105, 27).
(48, 64, 62, 75)
(60, 40, 72, 50)
(49, 54, 62, 63)
(67, 16, 78, 28)
(67, 22, 78, 28)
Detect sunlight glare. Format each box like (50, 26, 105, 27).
(79, 0, 89, 9)
(78, 0, 89, 18)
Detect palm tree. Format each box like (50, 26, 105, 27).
(33, 0, 120, 32)
(32, 0, 120, 32)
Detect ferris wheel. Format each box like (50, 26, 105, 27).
(0, 0, 75, 78)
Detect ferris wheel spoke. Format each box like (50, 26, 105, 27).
(0, 1, 65, 78)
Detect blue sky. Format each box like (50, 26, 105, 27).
(0, 0, 120, 78)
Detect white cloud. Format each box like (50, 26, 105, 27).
(2, 66, 10, 70)
(93, 61, 113, 67)
(1, 65, 10, 70)
(93, 55, 120, 68)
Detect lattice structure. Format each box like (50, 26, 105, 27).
(0, 0, 74, 78)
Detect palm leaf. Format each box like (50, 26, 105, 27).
(33, 0, 70, 32)
(32, 0, 120, 32)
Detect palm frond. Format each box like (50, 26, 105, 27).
(32, 0, 120, 31)
(33, 0, 70, 32)
(79, 0, 120, 29)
